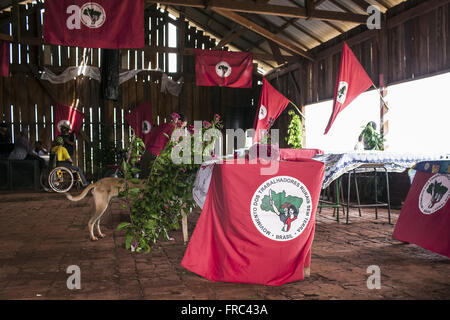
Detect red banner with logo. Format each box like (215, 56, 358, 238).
(0, 40, 9, 77)
(125, 101, 153, 151)
(253, 78, 290, 142)
(392, 171, 450, 258)
(44, 0, 144, 49)
(195, 49, 253, 88)
(324, 42, 373, 134)
(54, 102, 85, 137)
(181, 159, 325, 285)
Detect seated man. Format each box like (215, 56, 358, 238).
(51, 136, 89, 187)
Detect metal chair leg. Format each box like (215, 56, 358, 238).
(346, 172, 351, 224)
(385, 169, 392, 224)
(335, 179, 340, 223)
(354, 171, 362, 217)
(374, 169, 378, 220)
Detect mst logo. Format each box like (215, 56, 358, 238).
(66, 2, 106, 30)
(250, 176, 312, 241)
(419, 174, 450, 215)
(142, 120, 152, 135)
(336, 81, 349, 104)
(215, 61, 232, 78)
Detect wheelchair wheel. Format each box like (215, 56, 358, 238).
(48, 167, 74, 193)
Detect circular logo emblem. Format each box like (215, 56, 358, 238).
(419, 174, 450, 215)
(258, 105, 267, 120)
(337, 81, 349, 104)
(80, 3, 106, 29)
(57, 120, 72, 132)
(142, 120, 152, 135)
(215, 61, 232, 78)
(250, 176, 312, 241)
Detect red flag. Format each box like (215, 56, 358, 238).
(125, 102, 153, 151)
(195, 49, 253, 88)
(393, 171, 450, 258)
(324, 42, 373, 134)
(253, 78, 290, 142)
(146, 123, 176, 156)
(54, 102, 85, 137)
(43, 0, 144, 49)
(181, 159, 325, 285)
(0, 40, 9, 77)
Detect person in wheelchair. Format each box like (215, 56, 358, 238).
(51, 136, 89, 187)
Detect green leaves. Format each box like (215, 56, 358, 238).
(285, 109, 303, 149)
(117, 222, 131, 230)
(117, 115, 223, 253)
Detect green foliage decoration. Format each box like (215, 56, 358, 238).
(117, 113, 223, 253)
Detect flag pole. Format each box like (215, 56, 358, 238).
(371, 83, 388, 109)
(288, 100, 306, 119)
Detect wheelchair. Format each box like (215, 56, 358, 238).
(40, 154, 83, 193)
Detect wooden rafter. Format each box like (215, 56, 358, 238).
(213, 26, 247, 50)
(211, 8, 314, 60)
(146, 0, 369, 24)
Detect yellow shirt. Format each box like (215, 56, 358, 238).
(51, 145, 72, 162)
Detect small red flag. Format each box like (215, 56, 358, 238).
(253, 78, 290, 142)
(195, 49, 253, 88)
(54, 102, 85, 137)
(324, 42, 373, 134)
(43, 0, 144, 49)
(146, 123, 176, 156)
(393, 171, 450, 258)
(0, 40, 9, 77)
(125, 102, 153, 151)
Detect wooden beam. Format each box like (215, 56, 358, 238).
(213, 26, 247, 50)
(268, 40, 286, 66)
(387, 0, 450, 28)
(211, 9, 314, 60)
(147, 0, 369, 23)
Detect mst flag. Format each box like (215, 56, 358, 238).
(181, 159, 325, 285)
(393, 166, 450, 258)
(195, 49, 253, 88)
(125, 101, 153, 151)
(0, 40, 9, 77)
(54, 103, 85, 137)
(253, 78, 290, 142)
(324, 42, 373, 134)
(44, 0, 144, 48)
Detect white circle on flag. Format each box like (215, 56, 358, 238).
(337, 81, 349, 104)
(57, 120, 72, 132)
(80, 3, 106, 29)
(419, 174, 450, 215)
(258, 105, 267, 120)
(142, 120, 152, 135)
(250, 176, 312, 242)
(215, 61, 232, 78)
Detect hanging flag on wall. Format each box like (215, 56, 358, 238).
(125, 101, 153, 151)
(54, 102, 85, 137)
(253, 78, 290, 142)
(0, 40, 9, 77)
(43, 0, 144, 49)
(324, 42, 374, 134)
(392, 166, 450, 258)
(195, 49, 253, 88)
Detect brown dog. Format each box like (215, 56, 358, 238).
(66, 177, 189, 243)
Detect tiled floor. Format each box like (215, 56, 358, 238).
(0, 191, 448, 300)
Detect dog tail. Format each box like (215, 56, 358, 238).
(66, 183, 96, 201)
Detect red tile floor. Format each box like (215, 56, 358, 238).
(0, 191, 448, 300)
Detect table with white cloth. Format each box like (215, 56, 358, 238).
(313, 151, 450, 189)
(312, 151, 450, 223)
